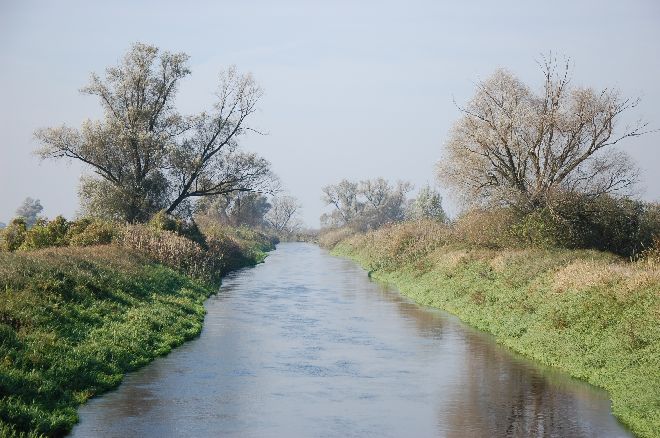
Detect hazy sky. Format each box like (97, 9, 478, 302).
(1, 0, 659, 226)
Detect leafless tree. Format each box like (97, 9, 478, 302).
(437, 56, 647, 211)
(265, 195, 302, 235)
(35, 43, 276, 222)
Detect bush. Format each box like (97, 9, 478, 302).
(318, 228, 357, 249)
(508, 207, 574, 248)
(67, 219, 116, 246)
(0, 218, 28, 251)
(451, 208, 519, 248)
(19, 216, 70, 250)
(149, 210, 207, 248)
(518, 195, 660, 258)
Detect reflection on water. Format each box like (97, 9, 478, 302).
(71, 243, 630, 437)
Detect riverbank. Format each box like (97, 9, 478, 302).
(0, 228, 274, 437)
(328, 222, 659, 438)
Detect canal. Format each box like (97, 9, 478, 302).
(71, 243, 630, 437)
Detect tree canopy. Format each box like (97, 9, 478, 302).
(437, 57, 646, 211)
(36, 43, 277, 222)
(321, 178, 412, 230)
(15, 198, 43, 227)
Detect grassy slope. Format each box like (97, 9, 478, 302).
(332, 234, 660, 438)
(0, 242, 267, 437)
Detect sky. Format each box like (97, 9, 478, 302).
(1, 0, 659, 227)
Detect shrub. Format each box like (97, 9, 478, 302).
(67, 219, 116, 246)
(508, 207, 574, 248)
(149, 210, 207, 248)
(535, 195, 660, 258)
(0, 218, 28, 251)
(19, 216, 70, 250)
(451, 208, 519, 248)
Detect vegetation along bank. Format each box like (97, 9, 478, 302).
(322, 218, 659, 438)
(0, 216, 276, 437)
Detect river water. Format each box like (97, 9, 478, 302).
(70, 243, 631, 437)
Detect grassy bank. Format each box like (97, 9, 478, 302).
(0, 226, 275, 437)
(329, 222, 659, 438)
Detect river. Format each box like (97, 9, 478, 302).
(70, 243, 631, 437)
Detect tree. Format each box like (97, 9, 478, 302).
(196, 191, 271, 228)
(15, 197, 43, 227)
(437, 57, 646, 211)
(36, 43, 276, 222)
(320, 178, 412, 230)
(408, 184, 447, 222)
(266, 195, 302, 235)
(227, 192, 271, 228)
(357, 178, 412, 229)
(321, 179, 362, 227)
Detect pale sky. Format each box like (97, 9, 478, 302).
(1, 0, 659, 226)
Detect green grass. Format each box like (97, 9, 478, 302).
(332, 231, 660, 438)
(0, 241, 268, 437)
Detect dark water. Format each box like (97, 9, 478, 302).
(71, 243, 631, 437)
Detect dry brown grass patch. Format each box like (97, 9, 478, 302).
(552, 259, 660, 296)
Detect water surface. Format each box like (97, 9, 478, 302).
(71, 243, 630, 437)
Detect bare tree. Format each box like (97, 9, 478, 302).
(35, 43, 276, 222)
(266, 195, 302, 235)
(437, 56, 647, 211)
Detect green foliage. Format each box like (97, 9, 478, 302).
(0, 221, 274, 436)
(0, 217, 116, 252)
(66, 220, 115, 247)
(202, 225, 278, 272)
(332, 227, 660, 438)
(508, 207, 573, 248)
(507, 195, 660, 257)
(0, 246, 213, 436)
(148, 211, 206, 247)
(1, 218, 28, 251)
(18, 217, 69, 251)
(407, 184, 447, 223)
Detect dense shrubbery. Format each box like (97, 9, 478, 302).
(0, 212, 277, 287)
(0, 217, 115, 252)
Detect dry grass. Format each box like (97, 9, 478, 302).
(552, 258, 660, 296)
(117, 225, 222, 283)
(318, 227, 357, 249)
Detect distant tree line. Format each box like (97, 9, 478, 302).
(321, 178, 446, 231)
